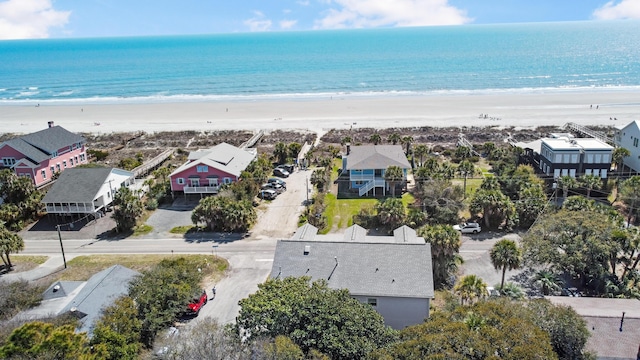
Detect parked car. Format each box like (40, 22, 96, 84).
(277, 164, 295, 173)
(259, 189, 278, 200)
(261, 182, 285, 193)
(185, 289, 208, 317)
(561, 287, 581, 297)
(453, 222, 481, 234)
(273, 168, 290, 178)
(268, 178, 287, 188)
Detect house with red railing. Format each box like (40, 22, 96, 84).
(169, 142, 256, 197)
(0, 122, 87, 187)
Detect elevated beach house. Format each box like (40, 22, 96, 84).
(169, 142, 256, 197)
(271, 224, 434, 329)
(0, 122, 87, 187)
(539, 135, 613, 179)
(340, 145, 411, 197)
(42, 167, 136, 218)
(614, 120, 640, 174)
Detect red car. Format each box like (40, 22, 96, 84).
(185, 289, 208, 316)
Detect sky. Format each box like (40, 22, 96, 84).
(0, 0, 639, 40)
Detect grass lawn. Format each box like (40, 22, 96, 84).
(48, 254, 228, 282)
(9, 255, 49, 272)
(321, 192, 416, 234)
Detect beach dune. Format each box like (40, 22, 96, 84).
(2, 90, 638, 135)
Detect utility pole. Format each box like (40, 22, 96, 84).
(306, 176, 309, 206)
(56, 225, 67, 269)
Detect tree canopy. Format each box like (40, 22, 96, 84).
(490, 239, 522, 290)
(112, 187, 143, 233)
(236, 277, 396, 359)
(191, 195, 256, 232)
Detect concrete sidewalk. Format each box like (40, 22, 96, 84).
(0, 255, 77, 282)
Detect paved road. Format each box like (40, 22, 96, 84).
(13, 167, 311, 325)
(459, 231, 525, 288)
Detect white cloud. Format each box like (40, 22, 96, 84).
(314, 0, 470, 29)
(280, 19, 298, 29)
(592, 0, 640, 20)
(244, 10, 272, 32)
(0, 0, 69, 40)
(297, 1, 311, 6)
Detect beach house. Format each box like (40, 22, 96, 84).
(0, 122, 87, 187)
(169, 142, 257, 197)
(271, 224, 434, 329)
(340, 145, 411, 197)
(614, 120, 640, 174)
(538, 135, 613, 179)
(42, 167, 136, 218)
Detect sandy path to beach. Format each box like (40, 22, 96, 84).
(1, 90, 638, 135)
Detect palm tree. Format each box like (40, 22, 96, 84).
(401, 136, 414, 155)
(454, 275, 487, 305)
(557, 175, 578, 199)
(418, 224, 462, 288)
(384, 165, 405, 197)
(612, 147, 631, 174)
(274, 142, 288, 164)
(498, 282, 525, 300)
(456, 160, 476, 199)
(340, 136, 352, 146)
(533, 269, 562, 296)
(489, 239, 522, 290)
(0, 223, 24, 269)
(580, 174, 602, 198)
(375, 198, 405, 229)
(413, 144, 429, 167)
(369, 133, 382, 145)
(620, 176, 640, 227)
(387, 133, 400, 145)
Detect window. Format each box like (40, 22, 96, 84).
(355, 180, 363, 185)
(569, 169, 576, 177)
(196, 165, 208, 173)
(586, 154, 594, 163)
(79, 153, 86, 161)
(41, 170, 46, 179)
(70, 158, 74, 166)
(50, 166, 55, 173)
(75, 156, 79, 163)
(634, 138, 639, 147)
(63, 161, 67, 168)
(208, 178, 218, 186)
(585, 169, 592, 175)
(554, 169, 560, 178)
(571, 154, 578, 163)
(190, 178, 200, 186)
(51, 151, 58, 158)
(561, 169, 568, 176)
(223, 177, 232, 184)
(56, 163, 61, 171)
(367, 298, 377, 307)
(176, 178, 185, 185)
(554, 154, 562, 163)
(593, 169, 600, 177)
(594, 154, 602, 163)
(2, 158, 16, 167)
(601, 169, 608, 178)
(602, 154, 610, 163)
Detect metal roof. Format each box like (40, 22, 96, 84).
(171, 142, 257, 178)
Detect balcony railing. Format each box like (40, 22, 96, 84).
(184, 186, 219, 194)
(45, 203, 95, 214)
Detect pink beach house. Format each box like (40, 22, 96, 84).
(0, 122, 87, 187)
(169, 142, 257, 197)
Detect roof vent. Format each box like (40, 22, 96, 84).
(304, 245, 310, 255)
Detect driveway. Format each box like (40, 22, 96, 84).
(459, 232, 526, 289)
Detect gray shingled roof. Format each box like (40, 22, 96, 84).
(345, 145, 411, 170)
(61, 265, 139, 335)
(271, 240, 434, 298)
(43, 281, 84, 301)
(293, 224, 425, 244)
(1, 126, 84, 165)
(42, 167, 115, 204)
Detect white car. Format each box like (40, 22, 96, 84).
(453, 222, 481, 234)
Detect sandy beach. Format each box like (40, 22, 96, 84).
(1, 90, 638, 135)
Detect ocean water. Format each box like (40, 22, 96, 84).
(0, 20, 639, 104)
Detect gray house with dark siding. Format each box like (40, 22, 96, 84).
(271, 224, 434, 329)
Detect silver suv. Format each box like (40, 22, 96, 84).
(453, 222, 481, 234)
